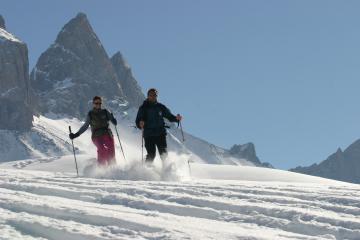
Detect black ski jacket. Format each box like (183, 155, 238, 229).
(135, 100, 178, 137)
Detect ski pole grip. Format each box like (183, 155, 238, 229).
(69, 126, 72, 133)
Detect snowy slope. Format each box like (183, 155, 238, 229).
(1, 109, 359, 239)
(0, 110, 259, 167)
(1, 155, 359, 240)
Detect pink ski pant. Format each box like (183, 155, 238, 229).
(92, 134, 116, 165)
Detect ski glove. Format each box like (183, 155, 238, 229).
(69, 132, 79, 140)
(110, 113, 117, 126)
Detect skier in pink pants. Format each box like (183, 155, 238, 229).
(69, 96, 117, 165)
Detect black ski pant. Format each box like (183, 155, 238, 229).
(144, 134, 168, 162)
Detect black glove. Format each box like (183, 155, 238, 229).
(110, 113, 117, 126)
(69, 132, 79, 140)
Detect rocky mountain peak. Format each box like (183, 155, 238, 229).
(31, 13, 125, 118)
(229, 142, 272, 168)
(230, 143, 257, 162)
(75, 12, 87, 21)
(0, 15, 5, 29)
(344, 139, 360, 154)
(291, 139, 360, 184)
(335, 147, 343, 155)
(54, 12, 104, 57)
(56, 12, 91, 40)
(111, 51, 145, 108)
(230, 142, 255, 154)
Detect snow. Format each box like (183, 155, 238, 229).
(0, 28, 21, 43)
(51, 43, 80, 60)
(0, 117, 76, 162)
(53, 78, 74, 90)
(0, 130, 29, 161)
(0, 154, 342, 184)
(1, 114, 360, 239)
(1, 153, 359, 239)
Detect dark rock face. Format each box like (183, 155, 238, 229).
(30, 13, 126, 118)
(229, 143, 273, 168)
(111, 52, 145, 108)
(291, 140, 360, 184)
(0, 15, 5, 29)
(0, 17, 33, 130)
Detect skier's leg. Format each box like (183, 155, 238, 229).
(157, 134, 168, 161)
(103, 134, 116, 165)
(108, 135, 116, 164)
(144, 136, 156, 162)
(92, 136, 107, 165)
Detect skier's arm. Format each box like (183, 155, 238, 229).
(135, 106, 145, 129)
(76, 114, 90, 136)
(106, 110, 117, 125)
(162, 105, 178, 122)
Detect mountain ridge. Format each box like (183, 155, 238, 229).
(290, 139, 360, 184)
(0, 12, 270, 168)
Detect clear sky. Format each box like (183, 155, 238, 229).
(2, 0, 360, 169)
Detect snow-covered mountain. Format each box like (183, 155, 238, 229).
(291, 139, 360, 184)
(0, 110, 266, 169)
(0, 13, 270, 167)
(0, 15, 34, 131)
(30, 13, 126, 118)
(1, 12, 359, 240)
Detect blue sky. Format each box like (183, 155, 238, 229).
(2, 0, 360, 169)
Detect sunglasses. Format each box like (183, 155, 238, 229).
(148, 94, 157, 97)
(93, 102, 102, 105)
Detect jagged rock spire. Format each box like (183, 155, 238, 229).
(0, 15, 5, 29)
(31, 13, 125, 118)
(55, 12, 101, 49)
(230, 143, 261, 165)
(229, 143, 272, 168)
(111, 51, 145, 108)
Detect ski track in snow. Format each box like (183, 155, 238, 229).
(0, 169, 359, 240)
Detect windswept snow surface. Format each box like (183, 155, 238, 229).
(1, 156, 360, 240)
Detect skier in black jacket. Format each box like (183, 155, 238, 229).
(136, 88, 182, 164)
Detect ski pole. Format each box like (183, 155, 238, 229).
(179, 120, 185, 142)
(115, 127, 126, 161)
(68, 126, 79, 177)
(141, 130, 144, 165)
(178, 120, 191, 175)
(188, 159, 192, 177)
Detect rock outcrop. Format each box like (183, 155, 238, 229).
(0, 15, 5, 29)
(229, 143, 273, 168)
(111, 52, 145, 108)
(0, 15, 33, 130)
